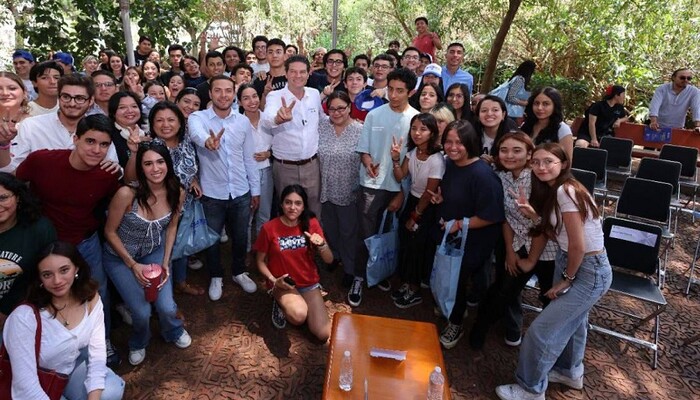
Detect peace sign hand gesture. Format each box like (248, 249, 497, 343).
(0, 110, 18, 146)
(275, 97, 296, 125)
(126, 125, 148, 153)
(322, 80, 340, 97)
(508, 185, 538, 220)
(205, 128, 225, 151)
(390, 136, 403, 160)
(426, 187, 443, 204)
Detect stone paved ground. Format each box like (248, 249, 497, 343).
(114, 210, 700, 400)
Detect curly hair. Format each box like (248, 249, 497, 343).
(0, 172, 42, 226)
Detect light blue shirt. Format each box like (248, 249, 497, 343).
(441, 66, 474, 96)
(648, 82, 700, 128)
(188, 108, 260, 200)
(356, 103, 419, 192)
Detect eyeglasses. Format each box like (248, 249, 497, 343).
(0, 193, 15, 204)
(59, 93, 90, 104)
(94, 82, 116, 88)
(530, 159, 561, 168)
(138, 137, 166, 149)
(373, 64, 391, 70)
(678, 76, 693, 81)
(254, 45, 266, 50)
(326, 59, 344, 65)
(328, 105, 349, 113)
(403, 55, 419, 61)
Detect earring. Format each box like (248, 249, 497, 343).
(39, 283, 44, 288)
(75, 273, 79, 279)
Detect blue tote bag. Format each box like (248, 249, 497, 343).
(365, 210, 399, 287)
(430, 218, 469, 318)
(172, 198, 220, 260)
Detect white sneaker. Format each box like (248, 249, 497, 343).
(188, 258, 203, 270)
(128, 348, 146, 366)
(548, 369, 584, 390)
(220, 229, 229, 243)
(174, 329, 192, 349)
(115, 303, 132, 326)
(233, 272, 257, 293)
(209, 277, 223, 301)
(495, 384, 544, 400)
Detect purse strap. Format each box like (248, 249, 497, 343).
(0, 302, 42, 366)
(440, 217, 470, 250)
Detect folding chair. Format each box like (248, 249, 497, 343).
(659, 144, 700, 221)
(571, 168, 596, 196)
(635, 157, 682, 235)
(572, 147, 610, 214)
(600, 136, 634, 178)
(589, 217, 666, 369)
(686, 237, 700, 295)
(615, 177, 673, 287)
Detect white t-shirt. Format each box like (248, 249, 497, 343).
(27, 101, 58, 117)
(482, 133, 495, 154)
(549, 184, 604, 252)
(407, 149, 445, 197)
(557, 122, 572, 140)
(251, 61, 270, 75)
(251, 118, 273, 170)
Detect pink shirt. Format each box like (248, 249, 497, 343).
(413, 34, 437, 59)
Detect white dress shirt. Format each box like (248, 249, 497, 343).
(188, 107, 260, 200)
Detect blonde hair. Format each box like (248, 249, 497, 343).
(430, 103, 456, 124)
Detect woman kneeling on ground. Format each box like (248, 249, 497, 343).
(254, 184, 333, 341)
(3, 241, 125, 400)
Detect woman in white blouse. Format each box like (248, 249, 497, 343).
(3, 241, 124, 400)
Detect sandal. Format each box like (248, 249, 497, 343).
(176, 282, 205, 296)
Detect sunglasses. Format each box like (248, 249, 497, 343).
(678, 76, 693, 81)
(138, 137, 166, 150)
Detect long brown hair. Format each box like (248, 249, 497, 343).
(529, 143, 599, 239)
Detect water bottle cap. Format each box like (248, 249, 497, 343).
(434, 366, 441, 373)
(344, 350, 350, 356)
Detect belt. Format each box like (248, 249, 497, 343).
(274, 154, 318, 166)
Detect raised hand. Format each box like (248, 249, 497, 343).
(205, 128, 225, 151)
(508, 185, 538, 220)
(390, 136, 403, 160)
(426, 186, 443, 204)
(322, 80, 340, 97)
(304, 231, 326, 247)
(0, 111, 18, 146)
(126, 125, 148, 153)
(276, 97, 296, 124)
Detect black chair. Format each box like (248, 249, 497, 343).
(659, 144, 700, 221)
(615, 176, 673, 287)
(571, 168, 596, 196)
(572, 147, 610, 215)
(600, 136, 634, 178)
(635, 157, 683, 236)
(589, 217, 666, 369)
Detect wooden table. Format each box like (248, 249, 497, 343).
(323, 313, 450, 399)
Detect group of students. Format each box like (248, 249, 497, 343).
(0, 31, 623, 399)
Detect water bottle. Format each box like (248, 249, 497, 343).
(339, 350, 353, 391)
(427, 366, 444, 400)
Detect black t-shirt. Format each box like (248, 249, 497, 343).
(306, 70, 346, 93)
(435, 158, 505, 266)
(253, 75, 288, 98)
(133, 51, 149, 67)
(196, 81, 211, 110)
(185, 74, 207, 89)
(577, 100, 628, 139)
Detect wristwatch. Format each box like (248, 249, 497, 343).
(562, 270, 576, 282)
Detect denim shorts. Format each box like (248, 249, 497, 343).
(297, 283, 321, 294)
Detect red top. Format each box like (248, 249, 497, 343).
(322, 101, 369, 122)
(412, 34, 437, 59)
(254, 217, 325, 289)
(16, 150, 120, 245)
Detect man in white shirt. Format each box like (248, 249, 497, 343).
(251, 35, 270, 75)
(188, 75, 261, 301)
(649, 67, 700, 131)
(262, 55, 323, 216)
(26, 61, 63, 117)
(12, 49, 37, 101)
(0, 74, 119, 173)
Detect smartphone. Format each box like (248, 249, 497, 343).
(556, 286, 570, 296)
(283, 276, 296, 287)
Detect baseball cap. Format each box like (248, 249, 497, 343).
(422, 63, 442, 78)
(52, 52, 75, 66)
(12, 49, 35, 63)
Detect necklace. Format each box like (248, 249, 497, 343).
(54, 301, 72, 327)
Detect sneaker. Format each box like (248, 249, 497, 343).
(188, 258, 203, 270)
(271, 300, 287, 329)
(209, 277, 223, 301)
(420, 278, 430, 289)
(106, 339, 121, 368)
(548, 369, 584, 390)
(504, 331, 522, 347)
(377, 279, 392, 292)
(394, 288, 423, 309)
(174, 329, 192, 349)
(220, 229, 229, 243)
(390, 283, 410, 301)
(128, 348, 146, 366)
(466, 294, 480, 307)
(495, 384, 544, 400)
(232, 272, 257, 293)
(348, 277, 363, 307)
(115, 303, 132, 326)
(439, 323, 464, 349)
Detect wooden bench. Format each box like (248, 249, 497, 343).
(613, 123, 700, 166)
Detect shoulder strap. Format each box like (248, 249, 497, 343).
(0, 302, 42, 365)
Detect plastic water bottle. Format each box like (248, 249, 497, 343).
(339, 350, 353, 391)
(427, 366, 444, 400)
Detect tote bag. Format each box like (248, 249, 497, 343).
(430, 218, 469, 318)
(365, 210, 399, 287)
(489, 77, 527, 117)
(172, 198, 220, 260)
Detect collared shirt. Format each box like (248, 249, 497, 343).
(498, 169, 557, 261)
(441, 66, 473, 96)
(318, 117, 363, 205)
(86, 103, 108, 116)
(261, 86, 323, 161)
(250, 116, 273, 170)
(0, 111, 118, 173)
(648, 82, 700, 128)
(188, 107, 260, 200)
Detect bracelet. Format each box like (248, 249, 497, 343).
(391, 157, 399, 162)
(0, 142, 11, 151)
(562, 270, 576, 282)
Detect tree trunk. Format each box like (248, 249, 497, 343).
(481, 0, 522, 93)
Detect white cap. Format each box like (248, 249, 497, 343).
(422, 63, 442, 77)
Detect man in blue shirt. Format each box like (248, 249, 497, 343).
(649, 68, 700, 131)
(189, 75, 260, 301)
(441, 42, 473, 96)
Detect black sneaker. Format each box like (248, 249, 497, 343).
(348, 277, 363, 307)
(439, 323, 464, 349)
(504, 330, 522, 347)
(394, 288, 423, 309)
(466, 293, 480, 307)
(420, 278, 430, 289)
(106, 339, 121, 368)
(390, 283, 409, 301)
(271, 300, 287, 329)
(377, 279, 392, 292)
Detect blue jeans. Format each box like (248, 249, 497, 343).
(76, 233, 111, 337)
(61, 347, 125, 400)
(172, 257, 188, 285)
(201, 193, 251, 278)
(248, 167, 274, 251)
(515, 250, 612, 394)
(103, 245, 184, 351)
